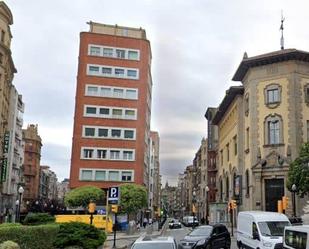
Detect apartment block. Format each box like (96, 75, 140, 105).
(22, 124, 42, 203)
(69, 22, 152, 190)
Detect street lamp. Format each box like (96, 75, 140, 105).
(15, 200, 19, 222)
(88, 201, 96, 225)
(291, 184, 297, 217)
(192, 190, 196, 229)
(17, 186, 24, 222)
(206, 186, 209, 225)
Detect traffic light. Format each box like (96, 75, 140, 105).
(282, 196, 289, 211)
(111, 205, 118, 213)
(278, 200, 283, 213)
(231, 199, 237, 209)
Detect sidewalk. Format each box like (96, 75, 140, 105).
(103, 222, 166, 249)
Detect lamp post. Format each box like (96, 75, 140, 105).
(15, 200, 19, 222)
(206, 186, 209, 225)
(192, 189, 196, 229)
(17, 186, 24, 222)
(291, 184, 297, 217)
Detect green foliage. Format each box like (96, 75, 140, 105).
(0, 223, 21, 228)
(120, 184, 148, 214)
(287, 142, 309, 196)
(23, 213, 55, 225)
(64, 186, 104, 208)
(53, 222, 106, 249)
(0, 224, 59, 249)
(0, 241, 20, 249)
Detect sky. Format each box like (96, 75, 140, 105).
(6, 0, 309, 186)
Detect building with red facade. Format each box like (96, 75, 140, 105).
(69, 22, 152, 190)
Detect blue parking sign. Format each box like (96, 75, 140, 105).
(108, 187, 120, 204)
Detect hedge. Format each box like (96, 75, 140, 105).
(0, 224, 59, 249)
(23, 212, 55, 225)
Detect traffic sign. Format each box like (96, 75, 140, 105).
(108, 187, 120, 204)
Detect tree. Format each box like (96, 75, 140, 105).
(64, 186, 104, 208)
(287, 142, 309, 196)
(119, 184, 147, 215)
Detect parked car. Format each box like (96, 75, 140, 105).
(131, 236, 177, 249)
(183, 216, 199, 227)
(284, 225, 309, 249)
(169, 219, 182, 229)
(179, 224, 230, 249)
(237, 211, 291, 249)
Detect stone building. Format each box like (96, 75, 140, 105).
(57, 178, 69, 203)
(210, 49, 309, 217)
(39, 165, 58, 202)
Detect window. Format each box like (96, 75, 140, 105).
(102, 67, 112, 75)
(81, 170, 92, 180)
(123, 151, 133, 160)
(90, 46, 100, 56)
(103, 48, 113, 57)
(304, 84, 309, 103)
(83, 149, 93, 158)
(245, 93, 249, 116)
(220, 179, 223, 201)
(234, 136, 237, 155)
(267, 89, 279, 103)
(95, 171, 106, 181)
(128, 51, 138, 60)
(113, 89, 124, 98)
(264, 84, 281, 106)
(115, 68, 125, 77)
(226, 177, 229, 200)
(307, 121, 309, 142)
(246, 169, 250, 197)
(1, 30, 4, 43)
(246, 127, 250, 151)
(268, 120, 280, 144)
(125, 110, 135, 118)
(226, 143, 229, 161)
(110, 150, 120, 160)
(89, 66, 99, 74)
(85, 128, 95, 137)
(101, 87, 111, 97)
(112, 109, 122, 117)
(122, 171, 132, 181)
(98, 128, 108, 137)
(126, 89, 137, 99)
(97, 149, 107, 159)
(124, 130, 134, 139)
(99, 108, 109, 115)
(220, 150, 223, 166)
(86, 107, 96, 114)
(111, 129, 121, 138)
(127, 70, 137, 78)
(87, 86, 98, 96)
(285, 230, 307, 249)
(116, 49, 125, 58)
(109, 171, 119, 181)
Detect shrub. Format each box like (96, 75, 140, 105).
(0, 241, 20, 249)
(54, 222, 106, 249)
(0, 224, 59, 249)
(23, 213, 55, 225)
(0, 223, 21, 228)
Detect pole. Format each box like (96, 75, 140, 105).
(230, 205, 233, 237)
(292, 191, 296, 217)
(106, 190, 109, 231)
(18, 193, 22, 222)
(206, 191, 209, 225)
(113, 213, 117, 248)
(90, 213, 93, 225)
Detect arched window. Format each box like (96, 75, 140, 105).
(226, 176, 229, 201)
(264, 114, 283, 145)
(246, 169, 250, 197)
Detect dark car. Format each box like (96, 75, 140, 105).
(169, 219, 182, 229)
(179, 224, 231, 249)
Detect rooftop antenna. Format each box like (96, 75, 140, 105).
(280, 10, 285, 50)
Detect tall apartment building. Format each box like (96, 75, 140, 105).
(22, 124, 42, 204)
(39, 165, 58, 201)
(70, 22, 152, 191)
(0, 2, 19, 223)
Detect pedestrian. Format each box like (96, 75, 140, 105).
(143, 217, 148, 228)
(201, 217, 205, 225)
(149, 218, 153, 225)
(136, 221, 140, 231)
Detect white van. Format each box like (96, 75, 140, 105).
(284, 225, 309, 249)
(182, 216, 198, 227)
(237, 211, 291, 249)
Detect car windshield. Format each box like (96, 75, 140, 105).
(132, 243, 174, 249)
(258, 221, 290, 236)
(189, 227, 212, 237)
